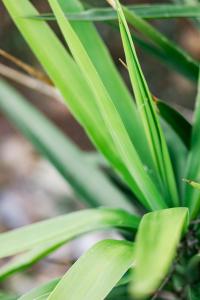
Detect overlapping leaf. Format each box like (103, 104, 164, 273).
(48, 239, 134, 300)
(47, 0, 167, 211)
(0, 208, 139, 259)
(115, 0, 178, 206)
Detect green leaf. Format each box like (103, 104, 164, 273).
(0, 292, 17, 300)
(2, 0, 153, 206)
(48, 239, 134, 300)
(157, 100, 192, 149)
(58, 0, 152, 172)
(31, 4, 200, 21)
(0, 208, 139, 259)
(18, 270, 131, 299)
(131, 207, 189, 299)
(47, 0, 167, 211)
(0, 240, 67, 280)
(121, 5, 199, 83)
(116, 0, 178, 206)
(0, 80, 133, 212)
(184, 70, 200, 219)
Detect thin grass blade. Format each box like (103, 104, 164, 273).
(115, 0, 179, 206)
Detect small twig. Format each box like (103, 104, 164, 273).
(0, 63, 62, 100)
(119, 58, 128, 70)
(0, 48, 51, 84)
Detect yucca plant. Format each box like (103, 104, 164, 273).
(0, 0, 200, 299)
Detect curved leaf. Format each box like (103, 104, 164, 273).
(0, 208, 139, 259)
(131, 207, 189, 299)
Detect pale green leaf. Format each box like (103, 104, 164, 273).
(131, 207, 189, 299)
(48, 239, 134, 300)
(0, 208, 139, 259)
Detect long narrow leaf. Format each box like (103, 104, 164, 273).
(0, 80, 134, 212)
(131, 207, 189, 299)
(48, 239, 134, 300)
(115, 0, 178, 206)
(34, 4, 200, 21)
(0, 208, 139, 259)
(58, 0, 152, 172)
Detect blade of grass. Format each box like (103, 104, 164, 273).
(131, 208, 189, 299)
(48, 239, 134, 300)
(0, 208, 139, 259)
(115, 0, 179, 206)
(184, 70, 200, 219)
(31, 4, 200, 21)
(0, 80, 134, 212)
(48, 0, 167, 211)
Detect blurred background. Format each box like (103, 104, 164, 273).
(0, 0, 200, 295)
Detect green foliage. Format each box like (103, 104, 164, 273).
(0, 0, 200, 299)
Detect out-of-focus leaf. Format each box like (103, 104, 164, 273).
(0, 208, 139, 259)
(2, 0, 155, 207)
(31, 4, 200, 21)
(0, 80, 133, 211)
(0, 293, 17, 300)
(131, 207, 189, 299)
(184, 70, 200, 219)
(48, 239, 134, 300)
(116, 0, 178, 206)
